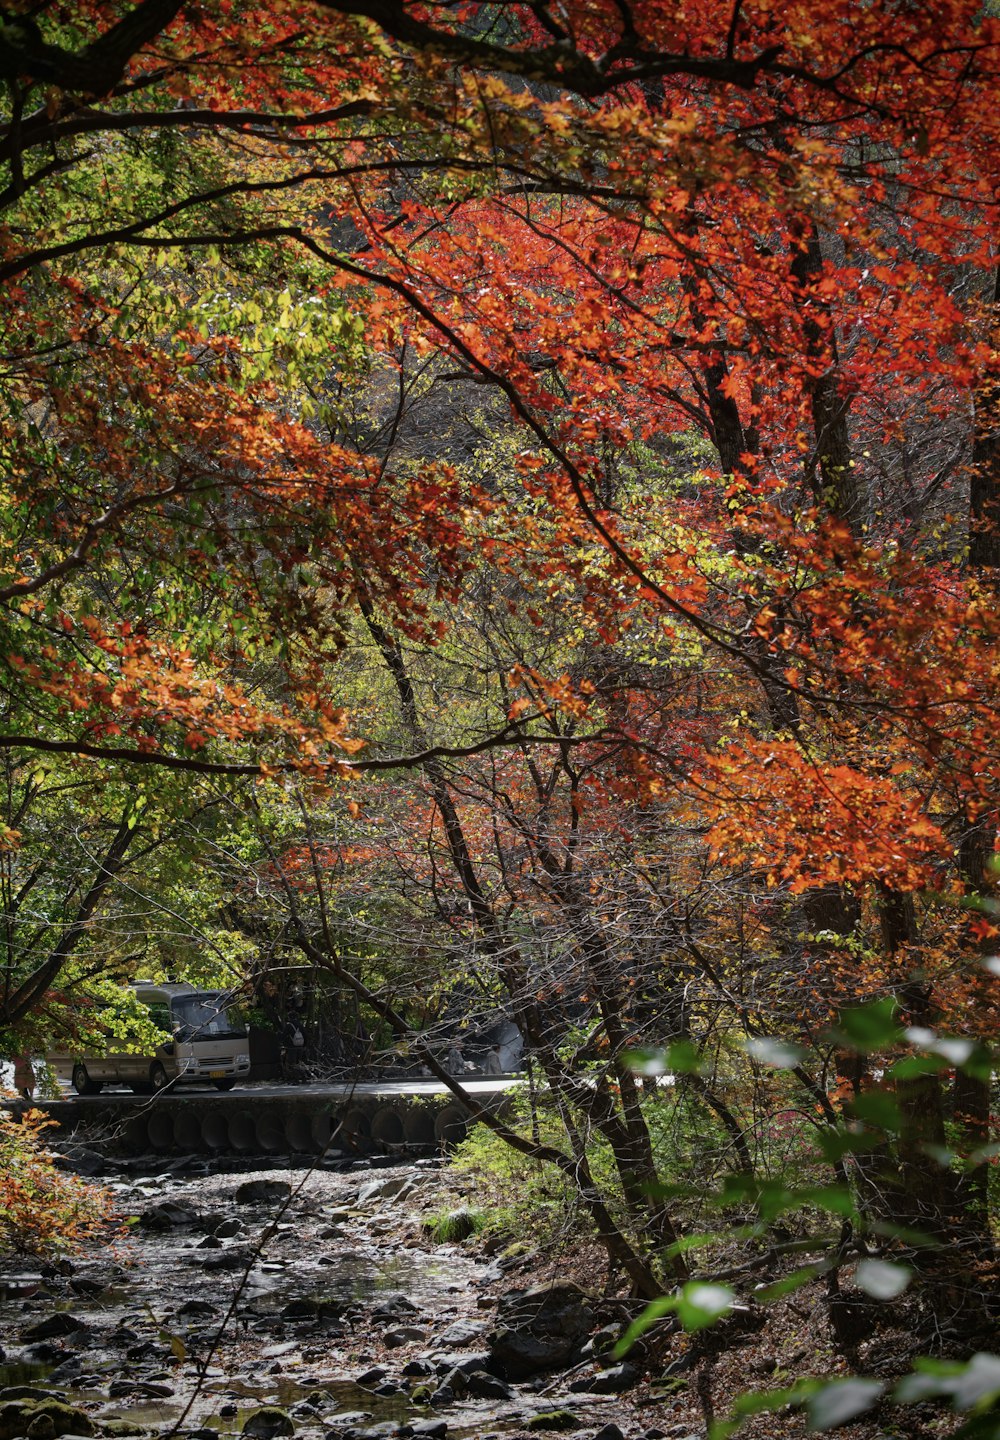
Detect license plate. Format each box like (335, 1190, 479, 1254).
(209, 1070, 225, 1078)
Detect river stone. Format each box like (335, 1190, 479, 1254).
(463, 1371, 512, 1400)
(242, 1407, 294, 1438)
(356, 1176, 412, 1205)
(354, 1367, 387, 1387)
(0, 1400, 96, 1440)
(139, 1201, 201, 1230)
(235, 1180, 292, 1205)
(569, 1362, 641, 1394)
(489, 1283, 595, 1379)
(436, 1321, 484, 1347)
(19, 1313, 88, 1342)
(410, 1426, 448, 1439)
(383, 1327, 428, 1348)
(176, 1300, 217, 1317)
(591, 1426, 626, 1440)
(525, 1413, 581, 1432)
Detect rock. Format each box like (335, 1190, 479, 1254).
(235, 1180, 292, 1205)
(219, 1405, 238, 1419)
(356, 1176, 413, 1205)
(353, 1368, 387, 1388)
(591, 1427, 626, 1440)
(197, 1235, 222, 1249)
(0, 1400, 96, 1440)
(46, 1361, 84, 1386)
(19, 1313, 88, 1342)
(0, 1390, 55, 1404)
(525, 1412, 581, 1432)
(21, 1342, 71, 1364)
(139, 1201, 201, 1230)
(402, 1360, 432, 1377)
(489, 1283, 595, 1379)
(410, 1425, 448, 1439)
(463, 1371, 511, 1401)
(69, 1279, 105, 1299)
(108, 1382, 174, 1399)
(213, 1217, 245, 1239)
(281, 1299, 319, 1321)
(176, 1300, 217, 1318)
(438, 1368, 469, 1397)
(383, 1327, 428, 1348)
(580, 1324, 621, 1360)
(188, 1429, 219, 1439)
(429, 1351, 496, 1378)
(242, 1408, 295, 1439)
(569, 1363, 641, 1395)
(428, 1386, 453, 1408)
(370, 1294, 419, 1322)
(436, 1321, 484, 1347)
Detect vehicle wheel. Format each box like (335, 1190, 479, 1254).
(150, 1062, 170, 1092)
(213, 1079, 236, 1091)
(72, 1063, 102, 1095)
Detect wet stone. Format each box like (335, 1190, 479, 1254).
(235, 1180, 292, 1205)
(383, 1329, 427, 1349)
(139, 1201, 201, 1230)
(19, 1315, 88, 1343)
(591, 1426, 626, 1440)
(242, 1406, 295, 1438)
(569, 1363, 641, 1395)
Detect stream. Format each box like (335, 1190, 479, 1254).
(0, 1155, 689, 1440)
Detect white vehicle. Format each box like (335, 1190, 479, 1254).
(63, 983, 250, 1095)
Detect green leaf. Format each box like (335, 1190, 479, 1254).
(847, 1091, 901, 1130)
(806, 1379, 884, 1430)
(676, 1282, 735, 1331)
(854, 1259, 911, 1299)
(897, 1354, 1000, 1411)
(829, 998, 901, 1052)
(745, 1037, 805, 1068)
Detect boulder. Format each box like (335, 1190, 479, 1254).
(591, 1426, 626, 1440)
(242, 1408, 294, 1439)
(138, 1201, 201, 1230)
(436, 1321, 484, 1347)
(356, 1176, 413, 1205)
(235, 1180, 292, 1205)
(19, 1314, 88, 1343)
(0, 1400, 96, 1440)
(463, 1371, 512, 1401)
(568, 1363, 641, 1395)
(488, 1283, 595, 1379)
(525, 1412, 581, 1432)
(383, 1327, 428, 1348)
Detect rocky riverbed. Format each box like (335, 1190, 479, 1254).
(0, 1154, 702, 1440)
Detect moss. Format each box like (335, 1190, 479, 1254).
(0, 1400, 96, 1440)
(525, 1411, 581, 1431)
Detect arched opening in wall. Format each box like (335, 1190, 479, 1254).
(286, 1111, 313, 1152)
(403, 1109, 436, 1149)
(340, 1109, 371, 1151)
(174, 1110, 203, 1151)
(229, 1111, 256, 1153)
(201, 1112, 228, 1150)
(124, 1116, 149, 1154)
(371, 1108, 404, 1147)
(256, 1112, 285, 1153)
(147, 1110, 174, 1152)
(311, 1110, 340, 1152)
(434, 1106, 468, 1149)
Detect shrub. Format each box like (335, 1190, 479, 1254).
(0, 1106, 117, 1258)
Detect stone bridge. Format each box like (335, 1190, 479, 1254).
(10, 1078, 521, 1157)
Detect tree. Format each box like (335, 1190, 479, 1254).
(3, 0, 1000, 1395)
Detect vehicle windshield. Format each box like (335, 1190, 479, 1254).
(170, 993, 245, 1039)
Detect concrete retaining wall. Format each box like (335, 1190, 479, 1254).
(13, 1089, 482, 1156)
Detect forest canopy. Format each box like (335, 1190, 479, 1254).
(2, 0, 1000, 1405)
